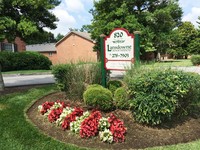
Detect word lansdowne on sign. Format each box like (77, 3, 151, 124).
(104, 28, 134, 70)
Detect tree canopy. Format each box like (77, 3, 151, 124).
(168, 21, 198, 58)
(0, 0, 61, 42)
(86, 0, 183, 54)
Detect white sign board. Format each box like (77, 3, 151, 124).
(104, 28, 134, 70)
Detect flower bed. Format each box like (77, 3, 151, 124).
(38, 100, 127, 143)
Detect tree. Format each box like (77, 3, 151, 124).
(55, 33, 64, 42)
(188, 38, 200, 54)
(0, 0, 60, 42)
(0, 0, 61, 91)
(26, 31, 56, 44)
(86, 0, 182, 56)
(169, 21, 198, 58)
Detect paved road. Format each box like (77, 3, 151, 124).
(172, 66, 200, 74)
(2, 66, 200, 87)
(3, 74, 55, 87)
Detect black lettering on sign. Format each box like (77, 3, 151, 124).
(114, 32, 123, 38)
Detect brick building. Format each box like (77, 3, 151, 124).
(0, 37, 26, 52)
(26, 43, 57, 64)
(56, 31, 97, 64)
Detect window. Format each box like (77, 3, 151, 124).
(0, 43, 17, 52)
(49, 52, 53, 56)
(4, 43, 13, 51)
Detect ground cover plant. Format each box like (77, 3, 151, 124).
(1, 85, 200, 149)
(38, 100, 127, 143)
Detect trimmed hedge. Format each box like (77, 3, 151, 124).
(0, 51, 52, 71)
(126, 68, 200, 125)
(107, 80, 123, 94)
(113, 87, 130, 110)
(83, 85, 113, 111)
(191, 55, 200, 66)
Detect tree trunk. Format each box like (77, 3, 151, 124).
(0, 64, 5, 91)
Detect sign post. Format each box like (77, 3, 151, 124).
(100, 34, 106, 87)
(104, 28, 134, 71)
(134, 31, 140, 67)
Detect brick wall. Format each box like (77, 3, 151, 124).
(41, 52, 58, 65)
(14, 37, 26, 52)
(56, 33, 97, 64)
(1, 37, 26, 52)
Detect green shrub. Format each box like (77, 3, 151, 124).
(83, 85, 113, 111)
(0, 51, 52, 71)
(52, 62, 101, 99)
(51, 63, 74, 91)
(107, 80, 123, 94)
(113, 87, 130, 110)
(125, 68, 200, 125)
(86, 84, 103, 90)
(191, 55, 200, 66)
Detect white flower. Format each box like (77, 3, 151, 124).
(99, 129, 113, 143)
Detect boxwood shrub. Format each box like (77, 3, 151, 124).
(0, 51, 52, 71)
(126, 69, 200, 125)
(83, 85, 113, 111)
(107, 80, 123, 94)
(113, 87, 130, 110)
(191, 55, 200, 66)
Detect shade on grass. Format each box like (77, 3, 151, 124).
(0, 85, 86, 150)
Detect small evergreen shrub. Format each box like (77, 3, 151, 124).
(83, 85, 113, 111)
(126, 68, 200, 125)
(191, 55, 200, 66)
(107, 80, 123, 94)
(86, 84, 103, 90)
(113, 87, 130, 110)
(0, 51, 52, 71)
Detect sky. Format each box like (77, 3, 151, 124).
(45, 0, 200, 36)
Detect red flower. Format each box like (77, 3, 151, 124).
(48, 107, 63, 123)
(80, 110, 102, 138)
(108, 113, 127, 143)
(40, 101, 54, 115)
(61, 107, 84, 130)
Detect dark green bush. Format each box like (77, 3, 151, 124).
(0, 51, 52, 71)
(107, 80, 123, 94)
(52, 62, 101, 99)
(113, 87, 130, 110)
(126, 68, 200, 125)
(191, 55, 200, 66)
(83, 85, 113, 111)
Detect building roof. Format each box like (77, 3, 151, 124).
(56, 31, 94, 46)
(26, 43, 56, 52)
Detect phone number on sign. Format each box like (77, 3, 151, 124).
(111, 53, 130, 58)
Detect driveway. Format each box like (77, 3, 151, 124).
(3, 74, 55, 87)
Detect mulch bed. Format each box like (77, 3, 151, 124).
(26, 92, 200, 150)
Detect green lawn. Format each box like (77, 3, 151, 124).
(2, 70, 51, 75)
(143, 59, 192, 67)
(0, 85, 200, 150)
